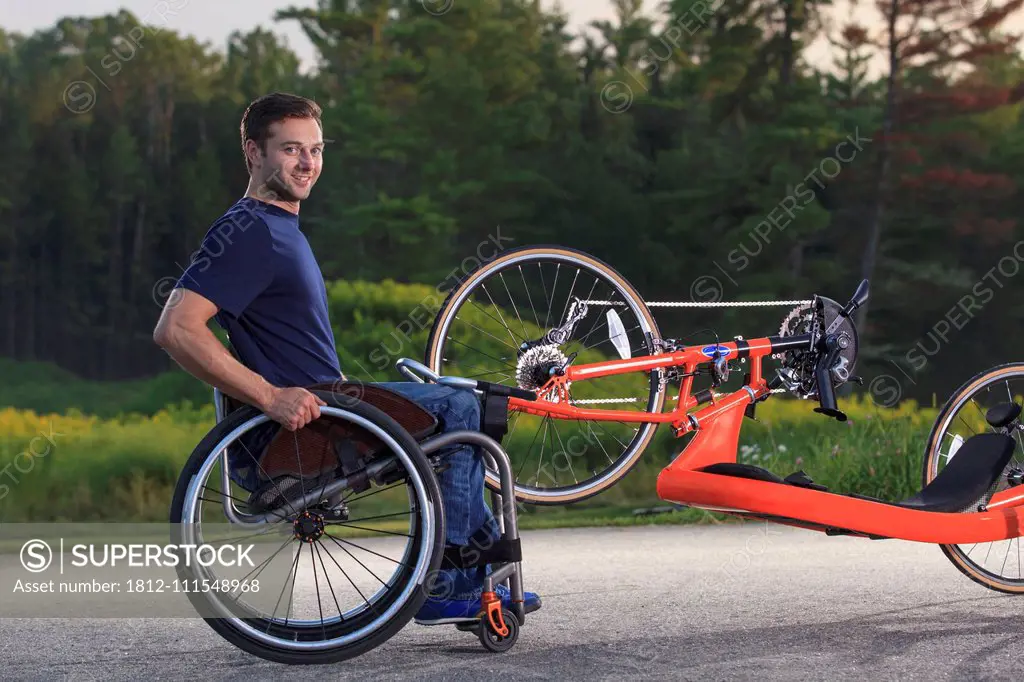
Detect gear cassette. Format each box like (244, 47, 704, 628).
(516, 345, 570, 401)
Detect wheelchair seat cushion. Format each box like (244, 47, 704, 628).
(226, 382, 442, 485)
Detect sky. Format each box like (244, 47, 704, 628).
(0, 1, 620, 70)
(1, 0, 1018, 77)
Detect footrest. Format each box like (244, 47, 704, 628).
(698, 463, 785, 484)
(783, 470, 829, 492)
(697, 463, 830, 492)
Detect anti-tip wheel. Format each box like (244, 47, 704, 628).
(478, 608, 519, 653)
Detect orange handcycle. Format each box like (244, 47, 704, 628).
(423, 245, 1024, 593)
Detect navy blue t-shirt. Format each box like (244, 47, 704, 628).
(175, 197, 342, 388)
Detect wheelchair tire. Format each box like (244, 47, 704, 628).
(169, 392, 446, 664)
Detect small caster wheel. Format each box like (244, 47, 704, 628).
(479, 608, 519, 653)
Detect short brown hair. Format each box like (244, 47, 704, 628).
(240, 92, 323, 172)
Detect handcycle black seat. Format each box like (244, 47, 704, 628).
(698, 432, 1017, 513)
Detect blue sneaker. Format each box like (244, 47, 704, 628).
(413, 568, 542, 626)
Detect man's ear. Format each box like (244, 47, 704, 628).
(244, 139, 263, 170)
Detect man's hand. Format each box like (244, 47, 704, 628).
(263, 387, 328, 431)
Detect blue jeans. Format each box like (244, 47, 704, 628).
(373, 382, 501, 549)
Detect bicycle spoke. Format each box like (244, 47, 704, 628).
(545, 263, 560, 329)
(515, 414, 548, 481)
(480, 283, 520, 348)
(549, 420, 578, 485)
(499, 271, 529, 340)
(447, 336, 516, 370)
(558, 268, 581, 330)
(456, 311, 521, 353)
(519, 264, 542, 329)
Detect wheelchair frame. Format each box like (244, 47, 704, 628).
(207, 382, 529, 652)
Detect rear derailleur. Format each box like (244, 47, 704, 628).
(517, 298, 589, 356)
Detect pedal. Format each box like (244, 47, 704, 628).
(783, 470, 829, 492)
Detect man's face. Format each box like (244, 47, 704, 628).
(249, 117, 324, 203)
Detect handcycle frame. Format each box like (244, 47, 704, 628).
(503, 333, 1024, 547)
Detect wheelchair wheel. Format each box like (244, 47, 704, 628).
(923, 363, 1024, 593)
(169, 391, 446, 664)
(425, 245, 665, 505)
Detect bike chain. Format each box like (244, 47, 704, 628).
(569, 298, 805, 403)
(581, 299, 813, 307)
(569, 388, 787, 405)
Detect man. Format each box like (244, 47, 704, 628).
(153, 92, 540, 624)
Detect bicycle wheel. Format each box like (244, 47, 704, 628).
(425, 245, 666, 505)
(923, 363, 1024, 593)
(169, 392, 445, 664)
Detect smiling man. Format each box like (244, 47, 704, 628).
(153, 92, 540, 626)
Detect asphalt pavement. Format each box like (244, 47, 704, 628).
(4, 523, 1024, 681)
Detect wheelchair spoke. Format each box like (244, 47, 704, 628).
(311, 541, 344, 628)
(331, 536, 412, 568)
(232, 535, 296, 591)
(290, 431, 309, 508)
(309, 543, 327, 635)
(268, 543, 303, 629)
(320, 535, 378, 618)
(325, 535, 389, 587)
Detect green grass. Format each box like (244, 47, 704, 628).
(0, 358, 213, 419)
(0, 393, 940, 524)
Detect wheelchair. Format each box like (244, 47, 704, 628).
(168, 357, 535, 665)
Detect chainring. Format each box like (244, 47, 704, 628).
(775, 296, 859, 398)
